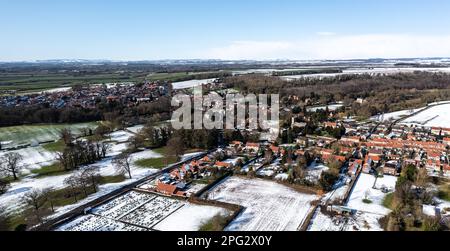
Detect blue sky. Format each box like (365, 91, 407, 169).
(1, 0, 450, 61)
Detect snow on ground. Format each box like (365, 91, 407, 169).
(181, 152, 205, 161)
(172, 78, 217, 90)
(282, 67, 450, 80)
(256, 158, 281, 177)
(153, 203, 231, 231)
(0, 146, 58, 172)
(308, 207, 384, 231)
(56, 214, 148, 231)
(108, 130, 134, 143)
(347, 173, 397, 215)
(309, 173, 396, 231)
(91, 191, 156, 219)
(307, 104, 343, 112)
(306, 162, 329, 183)
(58, 190, 230, 231)
(126, 125, 144, 134)
(0, 146, 161, 216)
(322, 184, 349, 204)
(370, 108, 423, 122)
(0, 122, 97, 148)
(207, 176, 318, 231)
(401, 103, 450, 128)
(274, 173, 289, 181)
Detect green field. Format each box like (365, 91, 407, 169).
(134, 147, 179, 169)
(31, 163, 67, 178)
(0, 122, 99, 147)
(0, 72, 146, 93)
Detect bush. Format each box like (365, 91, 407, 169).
(362, 199, 373, 204)
(199, 214, 229, 231)
(0, 179, 11, 195)
(319, 169, 340, 191)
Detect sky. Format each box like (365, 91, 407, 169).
(1, 0, 450, 61)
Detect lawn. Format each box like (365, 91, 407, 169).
(382, 193, 395, 210)
(134, 147, 178, 169)
(31, 163, 68, 178)
(99, 175, 126, 184)
(42, 140, 65, 152)
(49, 175, 126, 207)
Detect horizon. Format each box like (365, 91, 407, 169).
(2, 0, 450, 61)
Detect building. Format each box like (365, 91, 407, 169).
(383, 160, 400, 176)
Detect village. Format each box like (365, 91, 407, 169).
(0, 81, 170, 109)
(49, 105, 450, 231)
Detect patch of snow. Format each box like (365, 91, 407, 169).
(207, 176, 318, 231)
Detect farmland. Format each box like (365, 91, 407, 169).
(401, 102, 450, 127)
(0, 122, 98, 148)
(205, 176, 319, 231)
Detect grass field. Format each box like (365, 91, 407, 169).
(31, 163, 67, 178)
(134, 147, 178, 169)
(0, 122, 98, 147)
(42, 140, 65, 152)
(0, 72, 146, 93)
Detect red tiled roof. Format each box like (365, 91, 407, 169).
(156, 182, 177, 194)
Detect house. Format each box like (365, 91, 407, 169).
(340, 136, 360, 145)
(245, 142, 260, 152)
(383, 160, 399, 176)
(201, 156, 213, 163)
(348, 159, 362, 176)
(229, 141, 243, 148)
(214, 161, 232, 169)
(324, 122, 339, 129)
(156, 181, 178, 195)
(269, 145, 280, 155)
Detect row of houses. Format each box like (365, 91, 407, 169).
(0, 82, 170, 109)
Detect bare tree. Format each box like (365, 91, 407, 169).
(129, 134, 145, 151)
(22, 189, 48, 223)
(113, 152, 133, 179)
(372, 166, 384, 189)
(81, 166, 101, 193)
(0, 152, 23, 180)
(64, 175, 80, 203)
(100, 142, 111, 158)
(60, 128, 73, 145)
(166, 136, 185, 161)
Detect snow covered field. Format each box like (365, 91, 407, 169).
(172, 78, 217, 90)
(282, 67, 450, 80)
(207, 176, 319, 231)
(0, 145, 161, 216)
(309, 174, 396, 231)
(401, 103, 450, 128)
(347, 173, 397, 215)
(153, 203, 230, 231)
(370, 108, 423, 122)
(0, 146, 58, 171)
(0, 122, 98, 148)
(308, 208, 383, 231)
(58, 191, 230, 231)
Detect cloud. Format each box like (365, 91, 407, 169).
(202, 34, 450, 60)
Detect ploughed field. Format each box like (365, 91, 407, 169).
(206, 176, 319, 231)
